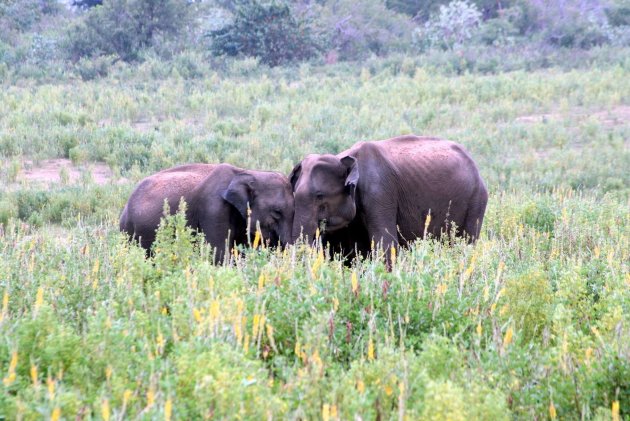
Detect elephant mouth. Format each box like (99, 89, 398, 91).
(318, 218, 348, 234)
(267, 230, 280, 248)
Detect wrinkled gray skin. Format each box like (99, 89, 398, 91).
(290, 135, 488, 265)
(120, 163, 294, 262)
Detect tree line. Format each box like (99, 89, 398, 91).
(1, 0, 629, 75)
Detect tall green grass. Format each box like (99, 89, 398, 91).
(0, 57, 628, 419)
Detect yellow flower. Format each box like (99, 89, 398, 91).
(584, 347, 593, 363)
(47, 377, 55, 400)
(322, 404, 330, 421)
(193, 308, 202, 323)
(165, 398, 173, 421)
(147, 388, 155, 407)
(549, 401, 556, 419)
(612, 401, 620, 421)
(253, 314, 261, 337)
(476, 322, 482, 336)
(483, 286, 490, 302)
(367, 339, 375, 361)
(244, 334, 250, 353)
(266, 324, 275, 347)
(101, 399, 110, 421)
(390, 246, 396, 263)
(351, 272, 359, 295)
(357, 380, 365, 394)
(311, 251, 324, 278)
(252, 229, 261, 248)
(156, 332, 165, 351)
(51, 407, 61, 421)
(2, 351, 18, 386)
(31, 364, 38, 386)
(384, 385, 393, 396)
(423, 212, 432, 235)
(210, 300, 220, 320)
(105, 365, 112, 381)
(34, 287, 44, 314)
(258, 273, 265, 291)
(123, 389, 132, 406)
(503, 327, 514, 348)
(436, 283, 447, 295)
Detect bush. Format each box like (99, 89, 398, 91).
(414, 1, 482, 51)
(0, 0, 62, 36)
(65, 0, 195, 62)
(313, 0, 414, 61)
(531, 0, 613, 48)
(73, 54, 115, 80)
(208, 0, 320, 66)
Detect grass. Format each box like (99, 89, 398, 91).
(0, 56, 628, 419)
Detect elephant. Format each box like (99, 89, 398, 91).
(119, 163, 294, 262)
(289, 135, 488, 265)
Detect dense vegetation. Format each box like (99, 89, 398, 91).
(0, 0, 629, 419)
(1, 52, 629, 418)
(1, 0, 630, 79)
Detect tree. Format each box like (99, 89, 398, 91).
(72, 0, 103, 9)
(66, 0, 195, 62)
(208, 0, 321, 66)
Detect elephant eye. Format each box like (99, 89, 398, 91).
(271, 209, 282, 220)
(316, 192, 324, 201)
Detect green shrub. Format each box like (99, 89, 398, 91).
(208, 0, 321, 66)
(502, 270, 553, 343)
(65, 0, 195, 62)
(174, 342, 287, 418)
(0, 198, 17, 225)
(414, 1, 482, 51)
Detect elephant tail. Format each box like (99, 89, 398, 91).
(119, 203, 130, 233)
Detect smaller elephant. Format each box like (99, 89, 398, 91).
(120, 163, 294, 262)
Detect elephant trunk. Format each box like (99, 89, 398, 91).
(291, 206, 318, 244)
(278, 221, 293, 246)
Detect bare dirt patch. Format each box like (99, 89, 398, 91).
(516, 105, 630, 126)
(18, 159, 116, 185)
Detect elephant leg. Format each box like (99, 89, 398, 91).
(364, 211, 399, 271)
(462, 196, 487, 243)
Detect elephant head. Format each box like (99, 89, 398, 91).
(222, 170, 294, 247)
(289, 154, 359, 242)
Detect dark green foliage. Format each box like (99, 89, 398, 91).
(385, 0, 450, 19)
(65, 0, 194, 62)
(72, 0, 103, 8)
(317, 0, 414, 61)
(208, 0, 320, 66)
(0, 0, 62, 37)
(606, 0, 630, 26)
(385, 0, 517, 20)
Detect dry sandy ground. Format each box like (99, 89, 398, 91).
(16, 159, 119, 186)
(515, 105, 630, 126)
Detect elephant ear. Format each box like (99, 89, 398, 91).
(288, 162, 302, 190)
(341, 156, 359, 198)
(221, 173, 255, 219)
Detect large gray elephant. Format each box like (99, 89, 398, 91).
(120, 163, 294, 262)
(289, 135, 488, 263)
